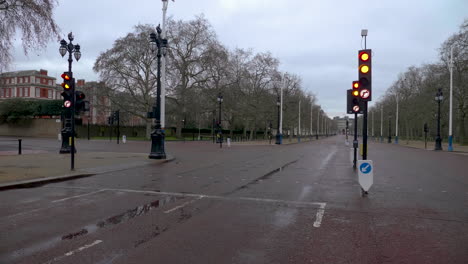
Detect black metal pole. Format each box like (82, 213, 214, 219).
(117, 110, 120, 145)
(212, 110, 215, 143)
(110, 118, 112, 141)
(87, 117, 90, 140)
(69, 56, 75, 170)
(18, 139, 22, 155)
(388, 117, 392, 143)
(149, 28, 167, 159)
(363, 102, 368, 160)
(353, 113, 358, 169)
(435, 97, 443, 150)
(219, 100, 222, 149)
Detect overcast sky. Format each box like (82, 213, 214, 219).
(9, 0, 468, 118)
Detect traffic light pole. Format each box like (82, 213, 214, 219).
(363, 102, 368, 160)
(117, 110, 120, 145)
(353, 113, 358, 169)
(71, 79, 75, 170)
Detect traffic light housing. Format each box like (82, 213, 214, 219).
(347, 88, 364, 114)
(61, 72, 74, 109)
(75, 91, 89, 113)
(358, 49, 372, 101)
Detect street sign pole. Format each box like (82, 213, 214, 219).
(353, 113, 358, 169)
(363, 101, 368, 160)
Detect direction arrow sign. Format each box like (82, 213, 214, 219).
(357, 160, 373, 191)
(360, 89, 370, 99)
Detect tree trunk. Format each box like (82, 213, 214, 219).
(145, 119, 152, 139)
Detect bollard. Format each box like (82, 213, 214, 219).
(18, 139, 22, 155)
(227, 137, 231, 147)
(122, 135, 127, 144)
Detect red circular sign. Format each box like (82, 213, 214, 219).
(353, 105, 360, 112)
(64, 100, 72, 108)
(360, 89, 370, 99)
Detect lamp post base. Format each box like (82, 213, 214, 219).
(149, 128, 166, 159)
(275, 134, 282, 145)
(395, 136, 399, 144)
(60, 130, 71, 154)
(434, 137, 443, 151)
(448, 135, 453, 151)
(388, 136, 392, 144)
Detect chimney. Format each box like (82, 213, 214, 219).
(39, 69, 48, 75)
(77, 79, 85, 87)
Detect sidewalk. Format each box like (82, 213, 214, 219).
(0, 151, 174, 189)
(373, 139, 468, 153)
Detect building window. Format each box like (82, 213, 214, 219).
(0, 89, 4, 97)
(26, 87, 30, 97)
(35, 87, 40, 97)
(18, 88, 23, 97)
(48, 89, 52, 98)
(35, 77, 40, 84)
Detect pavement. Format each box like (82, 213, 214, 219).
(1, 135, 467, 264)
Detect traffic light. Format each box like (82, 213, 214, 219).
(358, 49, 372, 101)
(75, 91, 89, 113)
(347, 87, 364, 114)
(61, 72, 74, 109)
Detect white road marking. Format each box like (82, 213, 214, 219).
(44, 240, 102, 264)
(318, 148, 337, 171)
(48, 186, 327, 228)
(313, 203, 326, 228)
(52, 189, 106, 203)
(164, 197, 204, 213)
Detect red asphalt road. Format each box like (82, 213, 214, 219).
(0, 136, 467, 263)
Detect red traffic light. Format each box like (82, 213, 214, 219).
(61, 73, 71, 80)
(359, 51, 370, 62)
(353, 81, 360, 89)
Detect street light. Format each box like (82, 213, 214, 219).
(217, 93, 223, 148)
(448, 45, 454, 151)
(58, 32, 81, 170)
(388, 115, 392, 143)
(275, 96, 282, 144)
(148, 25, 168, 159)
(435, 88, 443, 151)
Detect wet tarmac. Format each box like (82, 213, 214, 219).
(0, 136, 467, 263)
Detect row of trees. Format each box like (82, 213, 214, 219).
(368, 19, 468, 145)
(94, 15, 334, 139)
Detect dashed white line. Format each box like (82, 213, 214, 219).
(44, 240, 103, 264)
(313, 203, 326, 228)
(164, 196, 204, 213)
(52, 189, 106, 203)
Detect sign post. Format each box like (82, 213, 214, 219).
(357, 160, 373, 196)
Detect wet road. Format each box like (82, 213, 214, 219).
(1, 136, 468, 263)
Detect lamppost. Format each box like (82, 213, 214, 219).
(435, 88, 443, 151)
(275, 96, 282, 144)
(148, 25, 168, 159)
(217, 93, 223, 148)
(59, 32, 81, 160)
(388, 115, 392, 143)
(448, 46, 454, 151)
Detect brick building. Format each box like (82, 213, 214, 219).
(0, 69, 61, 100)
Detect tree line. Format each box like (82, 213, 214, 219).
(94, 15, 333, 139)
(368, 19, 468, 145)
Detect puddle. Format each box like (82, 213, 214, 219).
(223, 159, 299, 195)
(4, 195, 183, 262)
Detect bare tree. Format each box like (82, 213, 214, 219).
(93, 24, 158, 139)
(0, 0, 60, 71)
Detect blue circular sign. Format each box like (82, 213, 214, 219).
(360, 163, 372, 174)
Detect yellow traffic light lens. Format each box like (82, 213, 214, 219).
(62, 83, 70, 89)
(353, 82, 360, 89)
(352, 90, 359, 96)
(360, 65, 369, 74)
(360, 52, 369, 61)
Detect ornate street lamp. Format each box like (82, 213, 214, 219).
(58, 32, 81, 167)
(275, 96, 282, 144)
(148, 25, 168, 159)
(435, 88, 443, 151)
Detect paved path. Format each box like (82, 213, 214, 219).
(0, 135, 467, 263)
